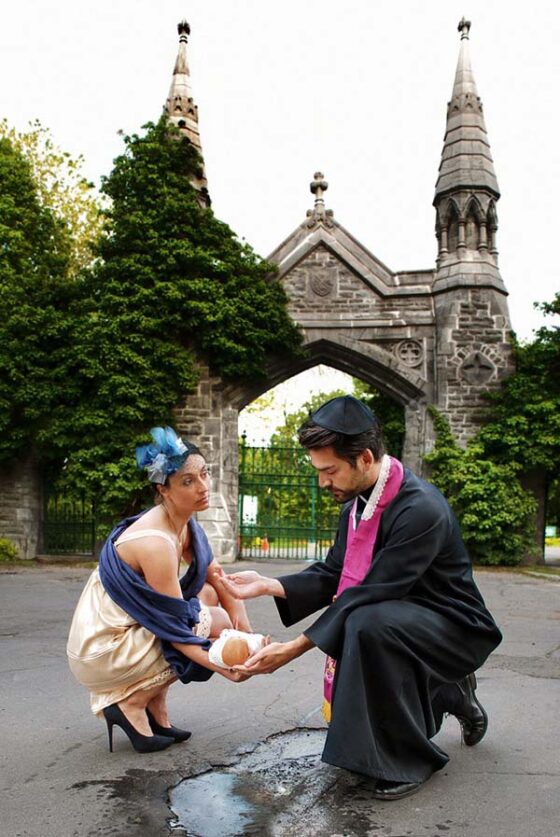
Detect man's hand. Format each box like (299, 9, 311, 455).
(218, 667, 252, 683)
(233, 635, 314, 675)
(216, 570, 285, 600)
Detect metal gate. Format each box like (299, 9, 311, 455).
(238, 438, 340, 560)
(41, 491, 97, 555)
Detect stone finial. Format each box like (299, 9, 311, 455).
(458, 17, 471, 39)
(310, 172, 329, 207)
(306, 172, 333, 228)
(178, 20, 191, 41)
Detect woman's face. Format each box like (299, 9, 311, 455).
(160, 454, 210, 514)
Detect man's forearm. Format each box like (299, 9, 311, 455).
(287, 633, 315, 658)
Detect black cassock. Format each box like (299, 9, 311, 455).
(275, 468, 502, 783)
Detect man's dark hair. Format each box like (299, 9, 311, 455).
(297, 417, 385, 466)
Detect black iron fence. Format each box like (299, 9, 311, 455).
(238, 438, 340, 560)
(41, 440, 341, 559)
(42, 491, 97, 555)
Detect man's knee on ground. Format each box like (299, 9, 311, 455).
(345, 601, 412, 647)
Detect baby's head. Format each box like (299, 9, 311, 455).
(208, 629, 266, 669)
(221, 636, 250, 667)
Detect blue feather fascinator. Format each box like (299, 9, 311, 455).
(136, 427, 192, 484)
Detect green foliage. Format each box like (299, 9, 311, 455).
(0, 136, 75, 461)
(426, 408, 537, 566)
(269, 390, 348, 446)
(0, 119, 103, 272)
(0, 538, 19, 563)
(7, 118, 301, 518)
(477, 309, 560, 479)
(239, 390, 346, 537)
(547, 477, 560, 528)
(352, 380, 405, 457)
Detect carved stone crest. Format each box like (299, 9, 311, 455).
(310, 269, 335, 297)
(460, 351, 495, 385)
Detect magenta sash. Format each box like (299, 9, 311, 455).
(322, 455, 404, 722)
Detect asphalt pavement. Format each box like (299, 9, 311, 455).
(0, 561, 559, 837)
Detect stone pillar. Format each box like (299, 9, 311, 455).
(0, 458, 41, 560)
(401, 401, 430, 476)
(478, 223, 488, 252)
(174, 366, 238, 563)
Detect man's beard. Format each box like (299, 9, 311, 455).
(329, 487, 359, 504)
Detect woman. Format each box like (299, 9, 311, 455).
(67, 427, 252, 754)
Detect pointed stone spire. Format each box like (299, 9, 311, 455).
(434, 18, 499, 200)
(164, 21, 210, 207)
(433, 20, 504, 288)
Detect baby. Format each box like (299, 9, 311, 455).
(208, 628, 267, 668)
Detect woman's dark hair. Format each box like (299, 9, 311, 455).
(297, 418, 385, 466)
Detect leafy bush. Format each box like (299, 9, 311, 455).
(0, 538, 20, 563)
(425, 408, 537, 566)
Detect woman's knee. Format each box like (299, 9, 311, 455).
(208, 605, 232, 637)
(199, 582, 219, 606)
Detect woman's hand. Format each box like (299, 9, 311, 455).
(216, 571, 285, 600)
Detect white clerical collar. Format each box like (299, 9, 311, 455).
(350, 455, 391, 529)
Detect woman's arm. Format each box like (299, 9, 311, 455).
(171, 639, 251, 682)
(205, 560, 254, 631)
(125, 542, 250, 681)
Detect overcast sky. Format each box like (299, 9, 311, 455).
(2, 0, 559, 347)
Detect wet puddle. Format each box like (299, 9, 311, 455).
(168, 728, 410, 836)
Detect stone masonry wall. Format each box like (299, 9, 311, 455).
(434, 287, 514, 443)
(283, 246, 433, 322)
(0, 458, 41, 560)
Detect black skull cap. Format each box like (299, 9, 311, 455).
(310, 395, 376, 434)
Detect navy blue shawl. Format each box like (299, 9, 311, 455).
(98, 513, 214, 683)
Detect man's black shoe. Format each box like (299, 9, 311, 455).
(371, 778, 426, 801)
(452, 672, 488, 746)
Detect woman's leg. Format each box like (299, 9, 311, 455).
(206, 605, 233, 638)
(118, 680, 175, 735)
(199, 581, 253, 633)
(201, 583, 253, 633)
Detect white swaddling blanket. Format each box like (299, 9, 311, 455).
(208, 628, 266, 668)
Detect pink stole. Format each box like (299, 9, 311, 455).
(322, 455, 404, 723)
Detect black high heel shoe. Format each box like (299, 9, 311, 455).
(103, 704, 174, 753)
(146, 708, 192, 743)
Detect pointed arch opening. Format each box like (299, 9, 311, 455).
(465, 198, 483, 251)
(229, 337, 428, 560)
(446, 201, 460, 253)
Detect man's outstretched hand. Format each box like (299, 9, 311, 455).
(233, 635, 314, 675)
(216, 571, 285, 600)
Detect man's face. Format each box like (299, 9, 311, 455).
(308, 445, 376, 504)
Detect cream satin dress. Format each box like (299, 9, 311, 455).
(67, 530, 177, 716)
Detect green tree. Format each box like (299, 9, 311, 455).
(352, 379, 405, 457)
(0, 119, 102, 272)
(425, 408, 537, 565)
(476, 301, 560, 548)
(0, 136, 75, 461)
(263, 390, 347, 532)
(42, 119, 302, 517)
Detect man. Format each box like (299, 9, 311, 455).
(220, 395, 501, 800)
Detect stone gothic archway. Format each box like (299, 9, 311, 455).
(174, 175, 512, 562)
